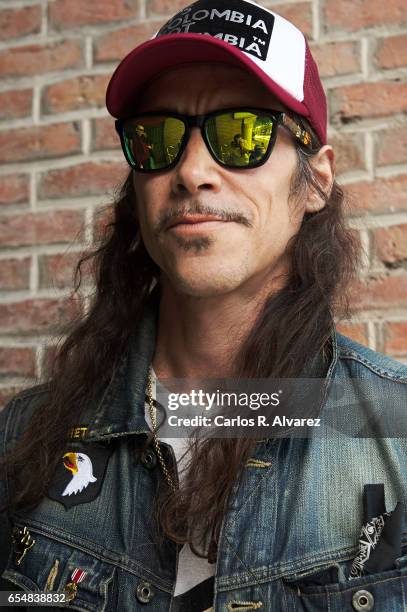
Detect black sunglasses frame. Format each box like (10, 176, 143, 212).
(115, 107, 313, 173)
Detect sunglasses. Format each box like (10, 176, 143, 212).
(115, 107, 313, 172)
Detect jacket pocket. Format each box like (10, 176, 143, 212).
(1, 524, 116, 612)
(283, 552, 407, 611)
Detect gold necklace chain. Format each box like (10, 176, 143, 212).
(147, 368, 218, 562)
(147, 367, 177, 492)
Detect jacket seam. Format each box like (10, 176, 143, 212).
(303, 572, 405, 598)
(338, 352, 407, 383)
(2, 395, 20, 517)
(7, 384, 49, 403)
(12, 519, 173, 593)
(216, 548, 358, 591)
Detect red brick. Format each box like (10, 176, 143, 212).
(39, 251, 92, 289)
(324, 0, 407, 33)
(49, 0, 140, 29)
(330, 133, 365, 175)
(0, 210, 85, 248)
(38, 252, 75, 289)
(0, 40, 82, 78)
(331, 82, 407, 123)
(263, 2, 313, 38)
(42, 74, 110, 114)
(0, 5, 42, 40)
(375, 34, 407, 70)
(149, 0, 193, 13)
(94, 22, 158, 63)
(92, 117, 120, 152)
(348, 272, 407, 309)
(0, 257, 30, 291)
(0, 386, 28, 410)
(0, 89, 32, 121)
(0, 297, 81, 335)
(376, 126, 407, 167)
(0, 175, 29, 206)
(372, 224, 407, 265)
(0, 123, 81, 164)
(311, 42, 360, 78)
(383, 321, 407, 355)
(39, 162, 127, 199)
(0, 347, 35, 377)
(346, 176, 407, 214)
(335, 322, 368, 345)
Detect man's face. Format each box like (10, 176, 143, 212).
(135, 125, 145, 136)
(133, 63, 310, 298)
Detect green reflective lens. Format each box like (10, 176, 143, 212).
(120, 110, 278, 171)
(205, 111, 275, 167)
(122, 116, 186, 170)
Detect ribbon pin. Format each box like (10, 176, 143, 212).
(64, 568, 87, 601)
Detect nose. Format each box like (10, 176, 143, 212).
(170, 128, 222, 195)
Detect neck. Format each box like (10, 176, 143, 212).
(152, 275, 286, 379)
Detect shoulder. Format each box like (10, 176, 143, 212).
(0, 385, 49, 575)
(335, 331, 407, 383)
(0, 383, 50, 452)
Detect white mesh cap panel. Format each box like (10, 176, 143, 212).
(153, 0, 306, 103)
(246, 7, 306, 102)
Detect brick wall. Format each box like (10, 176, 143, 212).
(0, 0, 406, 405)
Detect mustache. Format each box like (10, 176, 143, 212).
(153, 202, 253, 235)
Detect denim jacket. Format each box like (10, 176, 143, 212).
(1, 296, 407, 612)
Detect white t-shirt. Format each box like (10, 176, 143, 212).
(144, 368, 216, 603)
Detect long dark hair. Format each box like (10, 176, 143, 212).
(1, 116, 361, 561)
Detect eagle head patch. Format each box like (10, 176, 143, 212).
(47, 442, 111, 509)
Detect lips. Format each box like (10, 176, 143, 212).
(167, 215, 226, 229)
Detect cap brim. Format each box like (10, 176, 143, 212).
(106, 33, 309, 119)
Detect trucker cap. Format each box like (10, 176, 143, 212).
(106, 0, 327, 145)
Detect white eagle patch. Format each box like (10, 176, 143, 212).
(62, 452, 97, 496)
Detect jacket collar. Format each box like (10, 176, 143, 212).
(86, 289, 159, 441)
(86, 291, 339, 441)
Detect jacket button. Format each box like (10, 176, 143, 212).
(141, 449, 157, 469)
(136, 581, 154, 603)
(352, 589, 374, 611)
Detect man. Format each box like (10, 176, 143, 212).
(132, 124, 155, 168)
(1, 1, 407, 610)
(229, 134, 250, 165)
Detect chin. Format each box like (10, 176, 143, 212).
(167, 269, 243, 298)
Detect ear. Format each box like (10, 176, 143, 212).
(304, 145, 336, 213)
